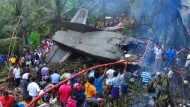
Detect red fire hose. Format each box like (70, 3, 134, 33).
(27, 38, 151, 107)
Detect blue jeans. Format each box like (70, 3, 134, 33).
(82, 97, 101, 107)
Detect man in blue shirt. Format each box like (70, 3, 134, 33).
(164, 48, 176, 68)
(93, 68, 107, 96)
(0, 55, 5, 70)
(51, 69, 61, 98)
(70, 69, 77, 86)
(51, 70, 61, 85)
(21, 73, 30, 100)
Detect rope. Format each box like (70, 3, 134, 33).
(27, 38, 151, 107)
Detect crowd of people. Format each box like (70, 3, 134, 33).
(145, 42, 190, 81)
(0, 60, 133, 107)
(0, 37, 190, 107)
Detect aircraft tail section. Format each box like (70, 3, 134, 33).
(70, 8, 88, 24)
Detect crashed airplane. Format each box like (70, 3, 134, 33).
(45, 8, 146, 64)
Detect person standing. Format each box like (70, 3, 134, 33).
(70, 69, 77, 86)
(94, 68, 107, 96)
(51, 70, 61, 85)
(43, 77, 54, 95)
(61, 69, 71, 84)
(146, 42, 155, 67)
(154, 45, 163, 72)
(21, 73, 30, 100)
(8, 64, 15, 90)
(59, 80, 72, 107)
(108, 71, 121, 100)
(13, 64, 21, 90)
(27, 77, 40, 99)
(41, 64, 49, 80)
(83, 77, 104, 107)
(0, 55, 6, 70)
(105, 66, 115, 89)
(0, 91, 15, 107)
(164, 48, 176, 68)
(120, 64, 131, 97)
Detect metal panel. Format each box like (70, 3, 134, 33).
(45, 45, 72, 64)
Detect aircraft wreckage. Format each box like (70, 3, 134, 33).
(45, 8, 146, 64)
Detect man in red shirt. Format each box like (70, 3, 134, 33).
(0, 91, 15, 107)
(59, 82, 72, 107)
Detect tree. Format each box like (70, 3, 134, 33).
(30, 31, 40, 52)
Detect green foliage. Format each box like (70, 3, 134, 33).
(0, 37, 20, 54)
(45, 24, 51, 35)
(0, 66, 10, 80)
(30, 31, 40, 52)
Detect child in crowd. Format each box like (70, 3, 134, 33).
(83, 77, 104, 107)
(66, 91, 77, 107)
(18, 95, 33, 107)
(74, 83, 85, 107)
(39, 93, 57, 107)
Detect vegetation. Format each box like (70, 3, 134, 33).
(0, 0, 131, 54)
(0, 66, 10, 80)
(30, 31, 40, 52)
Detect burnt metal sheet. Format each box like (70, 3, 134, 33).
(53, 30, 125, 62)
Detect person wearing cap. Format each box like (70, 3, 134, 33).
(21, 73, 30, 100)
(18, 95, 32, 107)
(74, 83, 85, 107)
(38, 93, 57, 107)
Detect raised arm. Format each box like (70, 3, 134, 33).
(123, 64, 127, 73)
(102, 67, 108, 77)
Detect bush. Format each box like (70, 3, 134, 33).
(30, 31, 40, 52)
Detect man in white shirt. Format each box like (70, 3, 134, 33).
(27, 77, 40, 99)
(105, 66, 115, 89)
(154, 45, 163, 72)
(13, 64, 21, 90)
